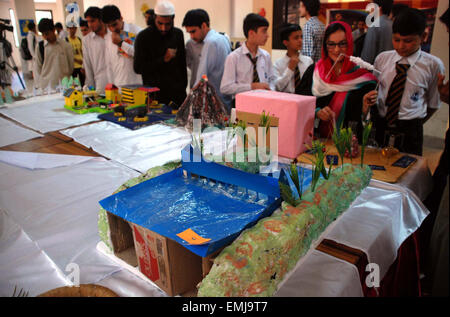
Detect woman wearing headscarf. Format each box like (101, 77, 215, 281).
(298, 21, 378, 139)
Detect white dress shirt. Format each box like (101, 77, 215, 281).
(220, 42, 276, 97)
(374, 49, 445, 120)
(195, 29, 232, 109)
(273, 53, 313, 93)
(82, 31, 108, 93)
(104, 22, 143, 88)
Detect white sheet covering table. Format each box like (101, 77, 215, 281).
(0, 151, 429, 297)
(0, 152, 363, 297)
(0, 153, 154, 296)
(0, 117, 42, 148)
(0, 95, 100, 134)
(61, 121, 232, 173)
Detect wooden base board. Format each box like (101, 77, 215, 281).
(297, 141, 418, 183)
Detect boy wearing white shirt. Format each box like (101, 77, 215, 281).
(83, 7, 108, 93)
(35, 19, 74, 89)
(102, 5, 143, 87)
(274, 24, 313, 94)
(374, 8, 445, 156)
(220, 13, 276, 104)
(183, 9, 232, 111)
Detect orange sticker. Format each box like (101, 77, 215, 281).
(176, 228, 211, 245)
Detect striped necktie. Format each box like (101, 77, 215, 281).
(294, 65, 301, 94)
(385, 63, 410, 125)
(247, 53, 260, 83)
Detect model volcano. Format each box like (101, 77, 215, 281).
(176, 76, 228, 131)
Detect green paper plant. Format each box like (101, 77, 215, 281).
(306, 140, 333, 192)
(234, 119, 248, 149)
(259, 110, 271, 136)
(332, 124, 353, 169)
(279, 159, 305, 206)
(361, 120, 373, 167)
(258, 110, 272, 157)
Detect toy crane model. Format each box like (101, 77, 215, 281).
(0, 18, 25, 104)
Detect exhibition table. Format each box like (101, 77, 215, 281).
(0, 95, 434, 297)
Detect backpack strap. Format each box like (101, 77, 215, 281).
(39, 40, 45, 63)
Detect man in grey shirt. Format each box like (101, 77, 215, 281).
(361, 0, 394, 64)
(186, 39, 204, 89)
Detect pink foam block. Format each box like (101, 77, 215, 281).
(236, 90, 316, 159)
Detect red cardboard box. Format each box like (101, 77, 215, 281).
(131, 223, 203, 296)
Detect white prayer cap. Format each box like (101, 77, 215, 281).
(66, 20, 78, 28)
(154, 0, 175, 16)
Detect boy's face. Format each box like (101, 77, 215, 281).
(185, 23, 208, 43)
(80, 26, 90, 36)
(392, 33, 424, 57)
(42, 30, 57, 44)
(283, 30, 302, 51)
(249, 26, 269, 46)
(106, 17, 124, 34)
(68, 26, 77, 37)
(86, 16, 103, 34)
(357, 21, 365, 31)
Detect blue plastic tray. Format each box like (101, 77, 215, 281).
(100, 145, 287, 257)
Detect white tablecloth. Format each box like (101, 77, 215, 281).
(0, 117, 42, 148)
(323, 180, 428, 280)
(61, 121, 232, 173)
(0, 152, 363, 297)
(0, 153, 142, 296)
(0, 95, 99, 134)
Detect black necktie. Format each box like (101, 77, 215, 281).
(247, 53, 260, 83)
(294, 65, 301, 94)
(385, 63, 410, 125)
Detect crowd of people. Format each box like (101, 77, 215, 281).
(21, 0, 447, 157)
(18, 0, 449, 296)
(19, 0, 447, 156)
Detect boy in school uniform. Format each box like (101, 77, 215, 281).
(273, 24, 313, 94)
(35, 18, 74, 90)
(374, 8, 445, 156)
(220, 13, 277, 103)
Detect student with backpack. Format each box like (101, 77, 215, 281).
(35, 19, 74, 89)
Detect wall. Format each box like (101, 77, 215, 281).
(74, 0, 253, 42)
(134, 0, 156, 28)
(169, 0, 232, 43)
(231, 0, 253, 38)
(83, 0, 137, 24)
(253, 0, 273, 53)
(34, 2, 63, 25)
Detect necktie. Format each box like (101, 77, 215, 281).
(294, 65, 301, 94)
(385, 63, 410, 125)
(247, 53, 260, 83)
